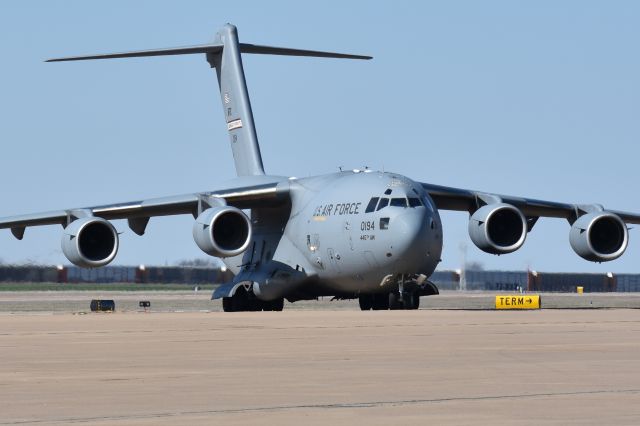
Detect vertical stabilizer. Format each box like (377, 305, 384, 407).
(207, 25, 265, 176)
(46, 24, 371, 177)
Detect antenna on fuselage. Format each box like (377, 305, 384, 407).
(47, 24, 372, 177)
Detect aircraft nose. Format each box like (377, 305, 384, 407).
(382, 206, 442, 275)
(390, 208, 429, 259)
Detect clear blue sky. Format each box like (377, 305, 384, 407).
(1, 1, 639, 272)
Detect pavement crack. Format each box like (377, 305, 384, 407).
(3, 388, 640, 424)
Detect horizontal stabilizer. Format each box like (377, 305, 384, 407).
(46, 43, 371, 63)
(46, 44, 224, 62)
(238, 43, 372, 60)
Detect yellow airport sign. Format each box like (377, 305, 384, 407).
(495, 295, 540, 310)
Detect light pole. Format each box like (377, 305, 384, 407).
(458, 242, 467, 291)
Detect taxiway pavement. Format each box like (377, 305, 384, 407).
(1, 309, 639, 425)
(2, 290, 640, 312)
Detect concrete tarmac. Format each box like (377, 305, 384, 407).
(1, 309, 639, 425)
(2, 290, 640, 313)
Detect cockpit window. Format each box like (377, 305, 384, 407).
(408, 197, 422, 207)
(365, 197, 379, 213)
(384, 189, 392, 195)
(376, 198, 389, 211)
(390, 198, 407, 208)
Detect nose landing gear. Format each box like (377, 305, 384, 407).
(389, 290, 420, 310)
(358, 290, 420, 311)
(358, 276, 438, 311)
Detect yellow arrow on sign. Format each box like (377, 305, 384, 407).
(495, 295, 541, 310)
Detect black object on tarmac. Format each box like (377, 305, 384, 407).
(90, 300, 115, 312)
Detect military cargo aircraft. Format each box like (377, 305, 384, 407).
(1, 24, 638, 311)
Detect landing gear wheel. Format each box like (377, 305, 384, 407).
(412, 292, 420, 310)
(222, 288, 251, 312)
(247, 298, 262, 311)
(263, 298, 284, 311)
(403, 291, 420, 310)
(232, 295, 248, 311)
(359, 295, 373, 311)
(389, 292, 403, 310)
(222, 297, 234, 312)
(372, 293, 389, 310)
(272, 298, 284, 311)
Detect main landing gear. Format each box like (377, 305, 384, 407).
(358, 290, 420, 311)
(222, 287, 284, 312)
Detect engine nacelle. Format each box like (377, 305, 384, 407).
(569, 212, 628, 262)
(468, 203, 527, 254)
(193, 206, 252, 257)
(61, 217, 119, 267)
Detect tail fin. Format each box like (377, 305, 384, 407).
(47, 24, 372, 177)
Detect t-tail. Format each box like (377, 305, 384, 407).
(47, 24, 372, 177)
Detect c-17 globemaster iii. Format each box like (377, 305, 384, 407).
(1, 24, 638, 311)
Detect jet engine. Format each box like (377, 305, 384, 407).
(61, 217, 119, 267)
(569, 212, 628, 262)
(193, 206, 252, 257)
(468, 203, 527, 254)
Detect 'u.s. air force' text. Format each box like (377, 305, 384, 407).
(313, 202, 362, 217)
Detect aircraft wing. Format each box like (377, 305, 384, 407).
(422, 182, 640, 225)
(0, 181, 287, 240)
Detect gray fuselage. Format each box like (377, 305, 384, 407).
(224, 170, 443, 298)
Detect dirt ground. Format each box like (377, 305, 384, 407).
(1, 308, 639, 425)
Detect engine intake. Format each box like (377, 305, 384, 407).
(61, 217, 119, 267)
(569, 212, 628, 262)
(193, 206, 252, 257)
(468, 203, 527, 254)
